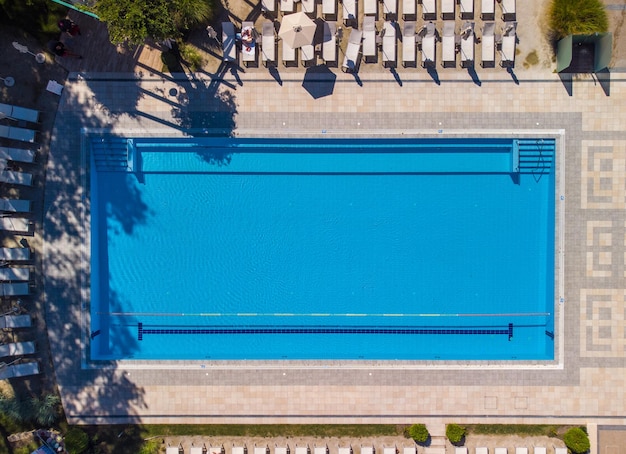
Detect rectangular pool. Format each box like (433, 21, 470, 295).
(89, 137, 555, 361)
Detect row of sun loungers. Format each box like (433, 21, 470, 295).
(469, 447, 567, 454)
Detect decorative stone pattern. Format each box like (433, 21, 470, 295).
(581, 141, 626, 210)
(580, 289, 626, 357)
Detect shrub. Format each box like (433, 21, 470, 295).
(64, 427, 90, 454)
(446, 424, 466, 445)
(548, 0, 608, 39)
(563, 427, 590, 454)
(179, 42, 204, 71)
(407, 424, 430, 444)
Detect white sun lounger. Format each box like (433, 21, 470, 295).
(460, 21, 475, 67)
(301, 0, 316, 14)
(322, 0, 336, 16)
(0, 341, 36, 358)
(460, 0, 474, 18)
(382, 21, 396, 67)
(0, 268, 30, 282)
(222, 22, 237, 62)
(0, 169, 33, 186)
(256, 446, 269, 454)
(262, 0, 276, 13)
(0, 125, 37, 143)
(534, 448, 546, 454)
(383, 0, 397, 18)
(0, 147, 36, 163)
(361, 447, 374, 454)
(301, 43, 315, 66)
(495, 448, 507, 454)
(481, 21, 495, 67)
(0, 103, 40, 123)
(441, 0, 454, 19)
(241, 21, 257, 66)
(322, 21, 337, 63)
(166, 447, 181, 454)
(441, 21, 456, 67)
(402, 0, 415, 17)
(338, 447, 352, 454)
(363, 16, 377, 61)
(500, 21, 516, 67)
(0, 282, 29, 296)
(0, 217, 31, 233)
(421, 0, 436, 19)
(421, 23, 436, 67)
(282, 41, 297, 65)
(0, 361, 40, 380)
(403, 447, 416, 454)
(0, 199, 31, 213)
(476, 448, 489, 454)
(276, 447, 289, 454)
(342, 28, 362, 71)
(0, 315, 31, 329)
(262, 20, 276, 66)
(295, 447, 309, 454)
(0, 248, 31, 262)
(233, 447, 246, 454)
(281, 0, 295, 12)
(314, 446, 327, 454)
(481, 0, 494, 19)
(501, 0, 515, 20)
(364, 0, 377, 15)
(554, 448, 567, 454)
(342, 0, 356, 24)
(383, 447, 396, 454)
(190, 447, 204, 454)
(515, 448, 527, 454)
(456, 448, 468, 454)
(402, 21, 416, 66)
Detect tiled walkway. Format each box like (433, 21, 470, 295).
(41, 3, 626, 435)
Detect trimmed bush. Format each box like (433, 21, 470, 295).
(446, 424, 466, 445)
(548, 0, 608, 39)
(64, 427, 90, 454)
(408, 424, 430, 444)
(563, 427, 590, 454)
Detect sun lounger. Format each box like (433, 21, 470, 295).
(403, 448, 415, 454)
(166, 446, 182, 454)
(0, 282, 29, 296)
(476, 448, 488, 454)
(0, 247, 31, 262)
(241, 21, 257, 66)
(0, 103, 40, 123)
(534, 448, 546, 454)
(402, 21, 416, 66)
(282, 40, 297, 65)
(441, 0, 454, 19)
(342, 28, 363, 72)
(0, 147, 36, 163)
(0, 315, 31, 329)
(554, 448, 567, 454)
(364, 0, 377, 15)
(301, 44, 315, 65)
(362, 16, 377, 61)
(262, 20, 276, 65)
(281, 0, 295, 12)
(338, 447, 352, 454)
(0, 125, 37, 143)
(0, 361, 40, 380)
(0, 268, 30, 282)
(0, 169, 33, 186)
(342, 0, 357, 24)
(501, 0, 515, 20)
(481, 0, 494, 19)
(0, 341, 36, 358)
(420, 22, 436, 67)
(481, 21, 495, 67)
(255, 446, 269, 454)
(314, 446, 327, 454)
(403, 0, 415, 18)
(382, 21, 396, 67)
(0, 217, 31, 234)
(460, 21, 475, 67)
(0, 217, 30, 234)
(190, 447, 204, 454)
(456, 449, 468, 454)
(515, 449, 527, 454)
(421, 0, 436, 19)
(0, 199, 31, 213)
(322, 21, 337, 63)
(322, 0, 336, 17)
(495, 449, 507, 454)
(276, 447, 289, 454)
(301, 0, 316, 14)
(460, 0, 473, 18)
(441, 21, 456, 67)
(233, 446, 246, 454)
(500, 21, 516, 67)
(222, 22, 237, 62)
(361, 447, 374, 454)
(383, 0, 397, 18)
(262, 0, 276, 13)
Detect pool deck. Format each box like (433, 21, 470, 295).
(39, 5, 626, 438)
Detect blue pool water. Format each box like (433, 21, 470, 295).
(89, 137, 555, 360)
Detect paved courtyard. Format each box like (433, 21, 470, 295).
(21, 0, 625, 449)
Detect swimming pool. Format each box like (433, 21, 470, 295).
(89, 137, 555, 361)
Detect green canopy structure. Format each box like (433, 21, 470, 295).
(556, 33, 613, 73)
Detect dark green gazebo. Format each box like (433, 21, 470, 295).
(556, 32, 613, 73)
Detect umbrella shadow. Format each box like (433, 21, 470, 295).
(302, 64, 337, 98)
(269, 65, 283, 85)
(467, 65, 481, 86)
(426, 64, 440, 84)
